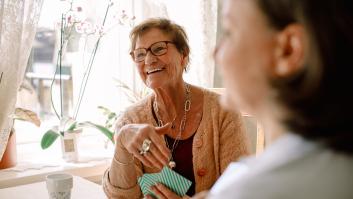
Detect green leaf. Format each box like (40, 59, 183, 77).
(41, 129, 60, 149)
(108, 112, 116, 120)
(67, 122, 77, 131)
(97, 106, 112, 116)
(60, 117, 77, 132)
(78, 121, 114, 143)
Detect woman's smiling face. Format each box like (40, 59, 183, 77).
(134, 28, 187, 89)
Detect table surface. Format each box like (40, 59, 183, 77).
(0, 175, 106, 199)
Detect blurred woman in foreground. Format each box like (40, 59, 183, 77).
(196, 0, 353, 198)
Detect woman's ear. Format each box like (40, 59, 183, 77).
(273, 24, 306, 77)
(181, 52, 189, 71)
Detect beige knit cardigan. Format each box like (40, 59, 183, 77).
(102, 88, 249, 198)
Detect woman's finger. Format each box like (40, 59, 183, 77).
(146, 142, 169, 167)
(148, 124, 172, 159)
(144, 195, 154, 199)
(142, 150, 164, 169)
(151, 185, 167, 199)
(133, 135, 166, 167)
(147, 136, 170, 161)
(154, 183, 181, 199)
(131, 139, 166, 169)
(128, 141, 156, 168)
(155, 123, 172, 135)
(121, 124, 170, 168)
(131, 149, 155, 168)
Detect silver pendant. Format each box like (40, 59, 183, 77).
(169, 161, 176, 169)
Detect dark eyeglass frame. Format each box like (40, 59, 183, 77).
(130, 41, 175, 63)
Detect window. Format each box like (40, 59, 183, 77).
(15, 0, 219, 162)
(16, 0, 137, 161)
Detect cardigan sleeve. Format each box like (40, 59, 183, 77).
(102, 168, 142, 199)
(219, 108, 250, 173)
(102, 110, 144, 199)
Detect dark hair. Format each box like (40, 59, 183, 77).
(256, 0, 353, 154)
(129, 18, 190, 69)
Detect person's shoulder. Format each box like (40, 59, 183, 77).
(202, 87, 222, 100)
(198, 87, 222, 108)
(211, 144, 353, 199)
(208, 168, 280, 199)
(240, 148, 353, 199)
(202, 88, 242, 117)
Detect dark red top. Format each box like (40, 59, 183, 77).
(165, 134, 196, 196)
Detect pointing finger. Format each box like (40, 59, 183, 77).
(155, 123, 172, 135)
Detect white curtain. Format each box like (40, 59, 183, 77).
(0, 0, 43, 159)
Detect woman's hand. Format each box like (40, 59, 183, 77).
(145, 183, 190, 199)
(116, 123, 172, 170)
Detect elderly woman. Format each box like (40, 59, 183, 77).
(194, 0, 353, 199)
(102, 18, 249, 198)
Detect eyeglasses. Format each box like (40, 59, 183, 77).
(130, 41, 174, 63)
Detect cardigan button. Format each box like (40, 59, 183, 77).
(197, 168, 207, 177)
(194, 138, 203, 148)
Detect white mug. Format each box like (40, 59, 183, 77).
(46, 173, 73, 199)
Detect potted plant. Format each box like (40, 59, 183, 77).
(0, 108, 40, 169)
(40, 116, 115, 162)
(40, 0, 134, 162)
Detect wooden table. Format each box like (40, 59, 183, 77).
(0, 176, 106, 198)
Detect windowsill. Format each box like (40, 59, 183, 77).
(0, 135, 114, 188)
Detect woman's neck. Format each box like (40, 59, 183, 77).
(153, 81, 188, 123)
(258, 104, 288, 145)
(263, 120, 287, 144)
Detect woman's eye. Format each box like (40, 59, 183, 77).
(153, 46, 165, 52)
(136, 52, 145, 58)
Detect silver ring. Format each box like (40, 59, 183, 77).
(140, 139, 152, 155)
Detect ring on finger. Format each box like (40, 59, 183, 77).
(139, 139, 152, 155)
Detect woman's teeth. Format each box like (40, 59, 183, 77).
(147, 68, 164, 74)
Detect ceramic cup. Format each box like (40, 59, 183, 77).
(46, 173, 73, 199)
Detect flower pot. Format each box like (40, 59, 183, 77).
(0, 129, 17, 169)
(60, 129, 81, 162)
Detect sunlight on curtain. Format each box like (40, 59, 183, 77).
(164, 0, 218, 88)
(0, 0, 43, 159)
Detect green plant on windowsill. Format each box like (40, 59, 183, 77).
(96, 105, 119, 133)
(40, 117, 115, 150)
(40, 0, 134, 151)
(39, 80, 139, 150)
(41, 79, 150, 150)
(40, 105, 118, 150)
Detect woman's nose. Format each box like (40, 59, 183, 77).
(145, 51, 157, 65)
